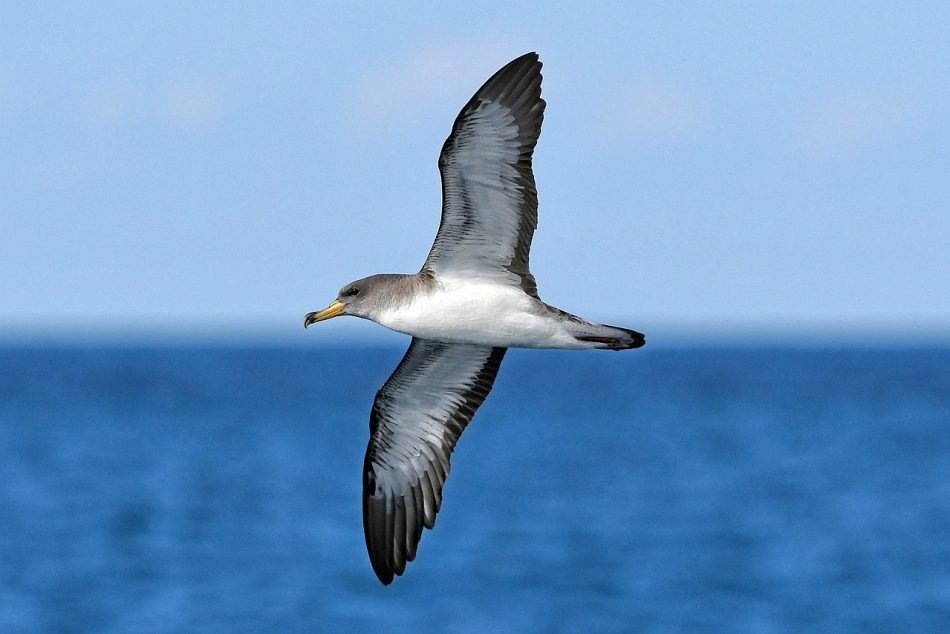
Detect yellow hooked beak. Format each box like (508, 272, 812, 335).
(304, 300, 345, 328)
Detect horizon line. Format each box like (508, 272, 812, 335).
(1, 321, 948, 349)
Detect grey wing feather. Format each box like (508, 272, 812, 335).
(363, 338, 506, 584)
(423, 52, 545, 297)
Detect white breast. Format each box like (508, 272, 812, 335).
(374, 278, 584, 349)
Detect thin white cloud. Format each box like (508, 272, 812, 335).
(351, 37, 521, 130)
(79, 80, 225, 126)
(166, 81, 224, 123)
(82, 85, 135, 124)
(800, 88, 921, 152)
(605, 77, 699, 140)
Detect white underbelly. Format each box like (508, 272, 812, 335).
(375, 280, 583, 348)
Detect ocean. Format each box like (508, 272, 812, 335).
(0, 345, 948, 632)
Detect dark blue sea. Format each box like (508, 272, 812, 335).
(1, 345, 948, 632)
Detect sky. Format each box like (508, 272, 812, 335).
(2, 2, 949, 343)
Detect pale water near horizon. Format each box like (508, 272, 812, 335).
(1, 345, 948, 632)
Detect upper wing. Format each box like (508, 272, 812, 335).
(363, 338, 506, 584)
(422, 52, 546, 297)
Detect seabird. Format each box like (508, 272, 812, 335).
(305, 52, 645, 585)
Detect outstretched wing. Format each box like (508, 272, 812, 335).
(423, 52, 546, 297)
(363, 338, 506, 584)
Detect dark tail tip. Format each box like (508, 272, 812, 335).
(574, 325, 645, 350)
(617, 326, 646, 350)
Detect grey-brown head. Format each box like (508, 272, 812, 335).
(304, 274, 406, 328)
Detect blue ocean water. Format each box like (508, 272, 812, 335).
(0, 345, 948, 632)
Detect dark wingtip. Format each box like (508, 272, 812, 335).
(366, 533, 397, 586)
(374, 568, 395, 586)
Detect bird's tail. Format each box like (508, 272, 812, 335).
(571, 323, 646, 351)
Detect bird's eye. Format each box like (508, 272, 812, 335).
(346, 287, 360, 296)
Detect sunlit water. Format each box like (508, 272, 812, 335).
(1, 345, 948, 632)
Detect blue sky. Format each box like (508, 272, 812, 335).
(2, 2, 948, 342)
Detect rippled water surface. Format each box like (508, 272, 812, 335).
(1, 345, 948, 632)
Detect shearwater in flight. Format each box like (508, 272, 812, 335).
(305, 52, 645, 585)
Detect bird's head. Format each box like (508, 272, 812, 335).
(304, 274, 397, 327)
